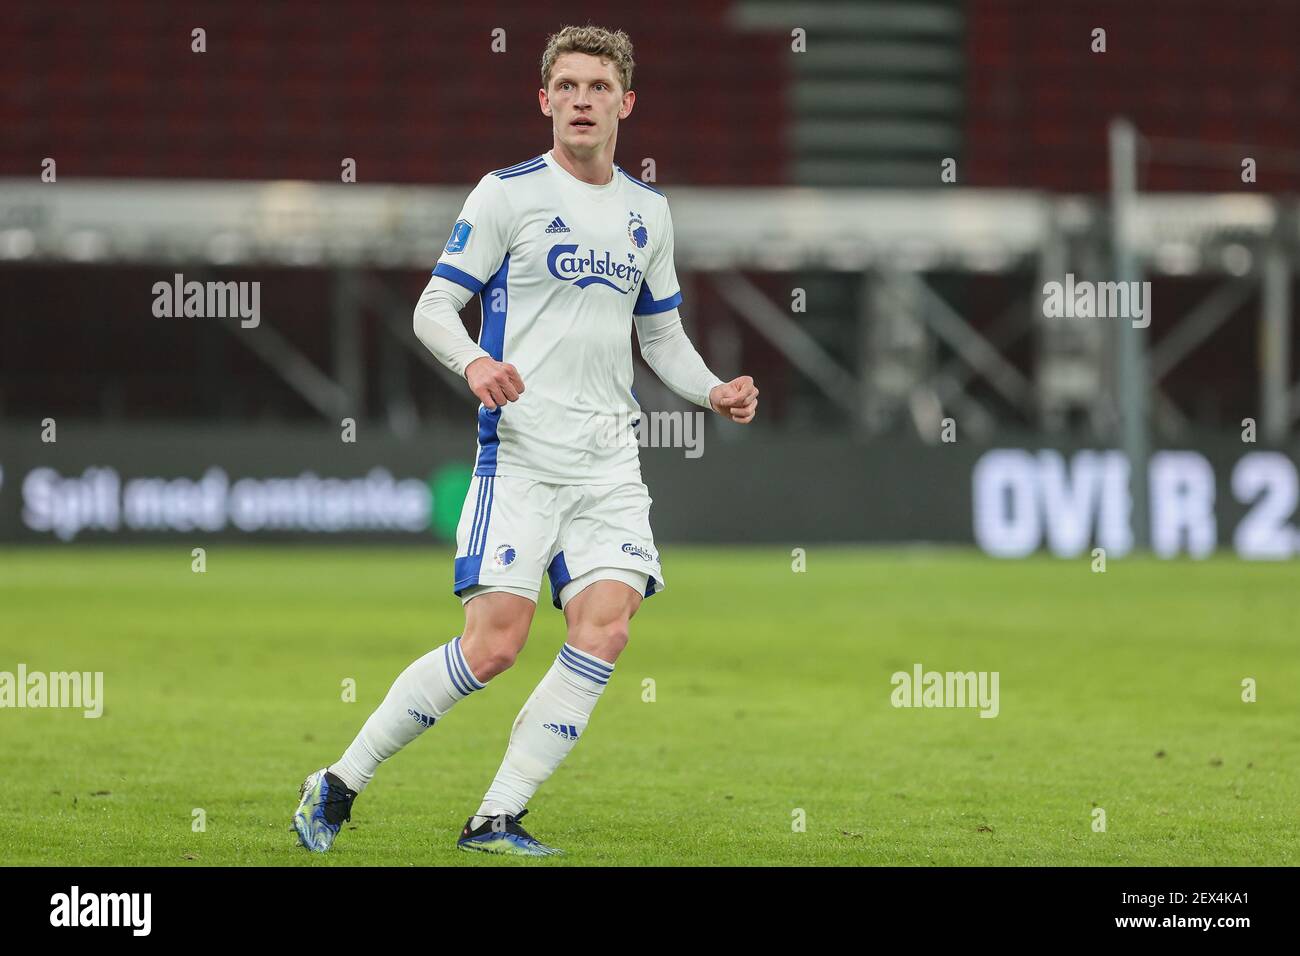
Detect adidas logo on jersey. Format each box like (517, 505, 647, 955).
(543, 722, 579, 740)
(544, 216, 571, 234)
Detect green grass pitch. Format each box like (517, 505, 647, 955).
(1, 546, 1296, 866)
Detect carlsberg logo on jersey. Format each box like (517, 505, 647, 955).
(547, 245, 644, 295)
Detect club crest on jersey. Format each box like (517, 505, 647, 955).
(546, 244, 644, 295)
(493, 544, 517, 569)
(628, 212, 649, 249)
(445, 219, 472, 254)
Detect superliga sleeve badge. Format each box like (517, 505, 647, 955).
(445, 219, 473, 254)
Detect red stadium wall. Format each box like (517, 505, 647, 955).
(1, 0, 788, 186)
(965, 0, 1300, 191)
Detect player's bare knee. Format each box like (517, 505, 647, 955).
(461, 626, 525, 680)
(567, 619, 628, 663)
(461, 597, 532, 679)
(478, 636, 523, 679)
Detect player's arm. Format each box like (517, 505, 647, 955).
(634, 308, 758, 423)
(633, 200, 758, 424)
(413, 174, 524, 412)
(413, 281, 523, 411)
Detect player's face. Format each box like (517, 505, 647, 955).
(541, 52, 634, 153)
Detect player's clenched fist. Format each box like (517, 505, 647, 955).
(708, 375, 759, 424)
(466, 356, 525, 411)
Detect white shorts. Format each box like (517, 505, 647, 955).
(452, 476, 664, 610)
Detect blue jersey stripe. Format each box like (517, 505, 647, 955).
(634, 279, 683, 316)
(491, 154, 545, 176)
(617, 166, 665, 195)
(497, 162, 546, 180)
(432, 262, 485, 294)
(474, 254, 510, 476)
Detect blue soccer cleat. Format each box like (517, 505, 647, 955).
(292, 768, 358, 853)
(457, 809, 563, 856)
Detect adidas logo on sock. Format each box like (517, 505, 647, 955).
(542, 722, 579, 740)
(408, 708, 436, 728)
(544, 216, 570, 234)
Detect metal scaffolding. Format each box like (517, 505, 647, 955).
(1, 168, 1295, 454)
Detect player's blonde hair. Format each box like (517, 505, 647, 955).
(540, 24, 635, 93)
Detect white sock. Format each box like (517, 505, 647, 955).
(330, 636, 486, 793)
(472, 643, 613, 825)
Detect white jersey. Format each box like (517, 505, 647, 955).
(430, 150, 684, 485)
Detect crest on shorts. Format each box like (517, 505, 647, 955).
(493, 544, 517, 569)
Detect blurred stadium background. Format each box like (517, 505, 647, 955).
(3, 0, 1300, 870)
(3, 0, 1299, 558)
